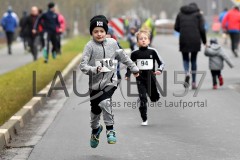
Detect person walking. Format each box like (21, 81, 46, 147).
(80, 15, 139, 148)
(19, 11, 28, 51)
(127, 26, 137, 51)
(23, 6, 40, 61)
(125, 29, 165, 126)
(218, 8, 228, 45)
(204, 38, 233, 89)
(55, 6, 66, 55)
(222, 6, 240, 57)
(174, 2, 207, 89)
(1, 6, 18, 55)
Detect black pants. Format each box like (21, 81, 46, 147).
(90, 86, 117, 115)
(136, 73, 160, 121)
(46, 32, 58, 59)
(27, 36, 39, 61)
(211, 70, 221, 85)
(39, 32, 45, 50)
(229, 32, 240, 53)
(56, 33, 62, 54)
(5, 31, 14, 54)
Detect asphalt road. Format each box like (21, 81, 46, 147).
(1, 35, 240, 160)
(0, 42, 35, 75)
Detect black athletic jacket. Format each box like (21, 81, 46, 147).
(125, 46, 165, 78)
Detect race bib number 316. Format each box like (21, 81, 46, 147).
(136, 59, 153, 70)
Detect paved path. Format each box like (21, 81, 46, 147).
(1, 35, 240, 160)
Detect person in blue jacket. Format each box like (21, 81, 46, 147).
(1, 6, 18, 55)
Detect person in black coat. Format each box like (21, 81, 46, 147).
(174, 2, 207, 89)
(19, 11, 28, 51)
(22, 6, 40, 61)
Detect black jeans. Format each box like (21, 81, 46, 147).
(27, 35, 39, 61)
(229, 32, 240, 53)
(136, 72, 160, 121)
(5, 31, 14, 54)
(211, 70, 221, 85)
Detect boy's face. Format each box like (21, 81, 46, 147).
(137, 33, 150, 47)
(92, 27, 106, 43)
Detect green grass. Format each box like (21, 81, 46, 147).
(119, 39, 129, 49)
(0, 35, 90, 126)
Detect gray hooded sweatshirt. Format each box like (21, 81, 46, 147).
(80, 38, 139, 90)
(204, 44, 233, 70)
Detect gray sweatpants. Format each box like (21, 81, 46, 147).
(90, 86, 116, 129)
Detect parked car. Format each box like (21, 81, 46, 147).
(155, 19, 174, 34)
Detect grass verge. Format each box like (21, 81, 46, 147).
(0, 35, 90, 125)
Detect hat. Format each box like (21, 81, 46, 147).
(90, 15, 108, 35)
(48, 2, 55, 9)
(210, 38, 218, 44)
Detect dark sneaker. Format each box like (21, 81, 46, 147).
(233, 49, 239, 57)
(183, 75, 190, 88)
(90, 125, 103, 148)
(106, 130, 116, 144)
(219, 76, 224, 86)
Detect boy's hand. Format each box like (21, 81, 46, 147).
(133, 72, 139, 77)
(153, 71, 162, 75)
(97, 66, 102, 73)
(125, 76, 129, 80)
(32, 29, 37, 34)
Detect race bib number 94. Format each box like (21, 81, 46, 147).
(136, 59, 153, 70)
(95, 58, 118, 72)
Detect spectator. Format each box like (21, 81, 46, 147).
(222, 6, 240, 57)
(23, 6, 40, 61)
(55, 6, 66, 54)
(174, 2, 207, 89)
(219, 8, 228, 45)
(19, 11, 28, 51)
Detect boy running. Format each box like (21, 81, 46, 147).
(125, 29, 165, 126)
(80, 15, 139, 148)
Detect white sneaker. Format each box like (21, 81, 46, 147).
(141, 120, 148, 126)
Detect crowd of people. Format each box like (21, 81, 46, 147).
(1, 2, 66, 63)
(79, 2, 240, 149)
(0, 1, 239, 149)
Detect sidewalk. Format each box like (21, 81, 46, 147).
(0, 40, 67, 75)
(0, 42, 34, 75)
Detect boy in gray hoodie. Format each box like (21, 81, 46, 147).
(204, 38, 233, 89)
(80, 15, 139, 148)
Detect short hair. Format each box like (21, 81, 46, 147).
(135, 29, 150, 41)
(48, 2, 55, 9)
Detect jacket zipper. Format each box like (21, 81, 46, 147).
(98, 43, 106, 90)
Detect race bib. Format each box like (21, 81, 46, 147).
(136, 59, 153, 70)
(95, 58, 118, 72)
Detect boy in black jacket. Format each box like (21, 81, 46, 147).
(125, 29, 165, 126)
